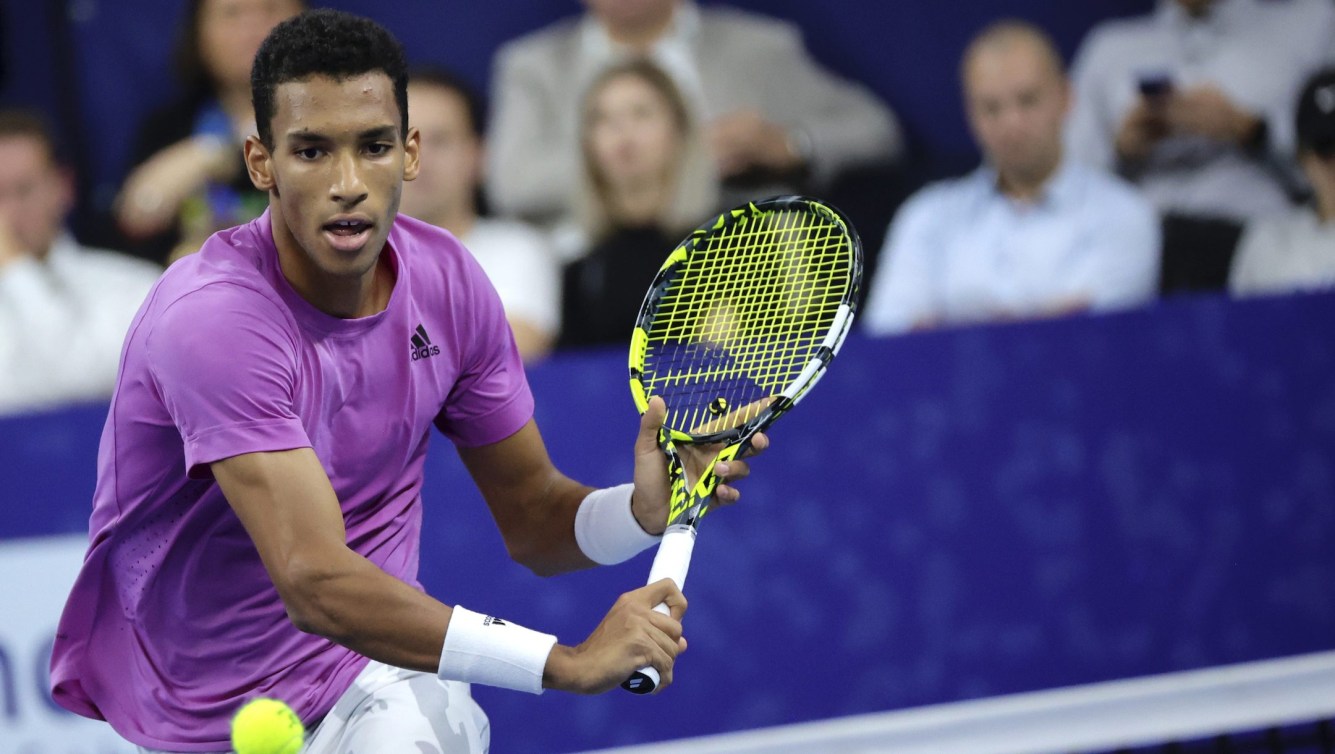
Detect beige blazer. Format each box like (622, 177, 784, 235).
(484, 4, 902, 224)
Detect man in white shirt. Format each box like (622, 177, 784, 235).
(485, 0, 901, 226)
(1230, 69, 1335, 297)
(863, 21, 1159, 336)
(0, 109, 161, 415)
(398, 68, 560, 362)
(1066, 0, 1335, 223)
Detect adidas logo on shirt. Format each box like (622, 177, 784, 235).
(410, 324, 440, 361)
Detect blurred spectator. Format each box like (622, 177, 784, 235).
(1066, 0, 1335, 289)
(115, 0, 302, 264)
(1230, 69, 1335, 297)
(399, 68, 560, 363)
(486, 0, 902, 227)
(0, 109, 160, 415)
(558, 58, 717, 348)
(863, 21, 1159, 336)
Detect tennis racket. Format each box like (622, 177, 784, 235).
(621, 195, 863, 694)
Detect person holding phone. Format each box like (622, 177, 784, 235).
(1066, 0, 1335, 231)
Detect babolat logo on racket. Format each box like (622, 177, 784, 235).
(410, 324, 440, 360)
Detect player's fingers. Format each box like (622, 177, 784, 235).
(646, 606, 684, 642)
(714, 458, 751, 482)
(642, 578, 688, 621)
(713, 484, 741, 505)
(642, 577, 686, 608)
(635, 397, 668, 454)
(742, 431, 770, 457)
(645, 622, 684, 673)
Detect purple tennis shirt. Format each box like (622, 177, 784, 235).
(49, 210, 534, 751)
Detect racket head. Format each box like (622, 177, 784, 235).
(628, 195, 863, 445)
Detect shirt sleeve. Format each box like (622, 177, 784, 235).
(1064, 29, 1120, 173)
(484, 36, 579, 222)
(1083, 188, 1162, 311)
(744, 18, 902, 186)
(862, 190, 945, 336)
(434, 260, 536, 448)
(145, 284, 311, 477)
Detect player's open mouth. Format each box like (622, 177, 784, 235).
(323, 217, 374, 252)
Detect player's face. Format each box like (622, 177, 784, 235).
(587, 73, 681, 193)
(964, 42, 1070, 188)
(0, 136, 72, 258)
(399, 83, 480, 225)
(246, 72, 420, 287)
(199, 0, 302, 91)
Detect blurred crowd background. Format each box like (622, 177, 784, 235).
(1, 0, 1333, 415)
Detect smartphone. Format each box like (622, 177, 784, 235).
(1137, 73, 1174, 98)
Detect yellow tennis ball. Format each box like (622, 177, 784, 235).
(230, 697, 305, 754)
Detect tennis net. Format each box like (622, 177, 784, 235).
(584, 650, 1335, 754)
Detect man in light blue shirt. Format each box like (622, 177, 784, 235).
(864, 20, 1159, 336)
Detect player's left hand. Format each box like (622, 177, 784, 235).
(629, 397, 769, 534)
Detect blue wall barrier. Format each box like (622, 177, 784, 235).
(2, 292, 1333, 751)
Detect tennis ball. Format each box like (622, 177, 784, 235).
(230, 697, 305, 754)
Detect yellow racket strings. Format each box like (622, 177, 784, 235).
(642, 206, 852, 435)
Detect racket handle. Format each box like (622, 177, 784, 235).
(622, 525, 696, 695)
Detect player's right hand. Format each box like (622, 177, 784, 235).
(542, 579, 687, 694)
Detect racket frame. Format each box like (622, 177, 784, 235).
(620, 196, 862, 694)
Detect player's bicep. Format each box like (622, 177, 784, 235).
(457, 420, 564, 513)
(212, 448, 348, 597)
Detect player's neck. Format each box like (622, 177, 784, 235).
(271, 216, 395, 318)
(287, 258, 392, 318)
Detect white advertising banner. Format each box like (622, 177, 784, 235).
(0, 534, 135, 754)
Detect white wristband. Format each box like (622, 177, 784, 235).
(574, 483, 661, 565)
(439, 605, 557, 695)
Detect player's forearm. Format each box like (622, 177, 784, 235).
(494, 472, 597, 577)
(278, 547, 451, 673)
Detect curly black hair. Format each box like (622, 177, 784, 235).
(251, 9, 408, 149)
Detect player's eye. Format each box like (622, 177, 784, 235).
(365, 142, 392, 156)
(295, 147, 323, 160)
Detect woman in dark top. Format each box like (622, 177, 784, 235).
(116, 0, 302, 264)
(559, 59, 720, 348)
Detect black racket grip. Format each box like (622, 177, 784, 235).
(622, 666, 661, 694)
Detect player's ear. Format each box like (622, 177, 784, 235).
(244, 135, 276, 192)
(402, 125, 421, 182)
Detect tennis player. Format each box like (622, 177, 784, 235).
(48, 10, 764, 753)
